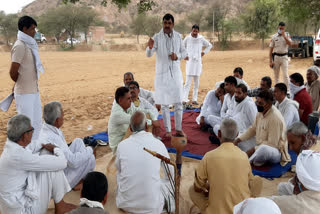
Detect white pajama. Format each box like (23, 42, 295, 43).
(183, 75, 200, 102)
(65, 138, 96, 188)
(14, 92, 42, 140)
(249, 145, 281, 166)
(161, 103, 183, 132)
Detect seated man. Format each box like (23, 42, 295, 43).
(196, 83, 225, 131)
(108, 87, 159, 153)
(234, 90, 291, 166)
(233, 67, 250, 90)
(274, 83, 300, 127)
(116, 111, 174, 213)
(248, 76, 273, 98)
(68, 171, 109, 214)
(123, 72, 158, 109)
(271, 150, 320, 214)
(305, 66, 320, 111)
(189, 118, 262, 214)
(0, 114, 76, 214)
(38, 101, 96, 189)
(234, 197, 281, 214)
(278, 121, 319, 196)
(129, 80, 159, 118)
(207, 76, 237, 129)
(289, 73, 313, 125)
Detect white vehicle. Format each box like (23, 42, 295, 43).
(65, 38, 80, 45)
(313, 29, 320, 64)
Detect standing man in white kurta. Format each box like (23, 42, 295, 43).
(9, 16, 44, 141)
(146, 14, 187, 137)
(183, 25, 212, 105)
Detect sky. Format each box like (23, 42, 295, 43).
(0, 0, 35, 14)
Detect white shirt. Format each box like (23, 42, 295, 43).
(108, 102, 157, 152)
(275, 97, 300, 127)
(37, 123, 93, 186)
(183, 34, 212, 76)
(196, 89, 221, 124)
(115, 131, 172, 214)
(231, 96, 257, 133)
(236, 77, 251, 90)
(221, 93, 236, 119)
(0, 139, 67, 213)
(146, 29, 187, 105)
(139, 88, 155, 105)
(134, 96, 159, 119)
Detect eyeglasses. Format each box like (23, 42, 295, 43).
(129, 86, 138, 90)
(20, 127, 34, 139)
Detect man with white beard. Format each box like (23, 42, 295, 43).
(146, 13, 187, 137)
(182, 24, 212, 105)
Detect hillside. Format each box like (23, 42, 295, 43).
(20, 0, 246, 28)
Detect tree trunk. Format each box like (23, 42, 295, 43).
(137, 34, 140, 44)
(262, 37, 265, 50)
(85, 31, 88, 44)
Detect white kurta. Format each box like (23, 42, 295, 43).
(139, 88, 155, 105)
(196, 89, 221, 124)
(146, 29, 187, 105)
(275, 97, 300, 128)
(0, 139, 70, 214)
(183, 34, 212, 76)
(37, 123, 95, 188)
(116, 131, 174, 214)
(135, 96, 159, 119)
(220, 93, 236, 119)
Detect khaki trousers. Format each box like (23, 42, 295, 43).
(273, 55, 289, 87)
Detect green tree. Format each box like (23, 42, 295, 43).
(242, 0, 279, 49)
(0, 12, 18, 45)
(130, 13, 146, 44)
(130, 13, 161, 43)
(78, 7, 99, 44)
(175, 19, 190, 36)
(144, 15, 161, 37)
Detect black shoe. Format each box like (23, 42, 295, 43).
(208, 128, 215, 135)
(83, 136, 94, 145)
(209, 136, 220, 145)
(88, 139, 98, 149)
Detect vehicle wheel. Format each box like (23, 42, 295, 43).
(294, 53, 299, 57)
(288, 52, 293, 58)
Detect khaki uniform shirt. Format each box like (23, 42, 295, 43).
(271, 191, 320, 214)
(306, 80, 320, 111)
(269, 32, 291, 54)
(194, 143, 262, 214)
(11, 40, 38, 94)
(239, 106, 291, 165)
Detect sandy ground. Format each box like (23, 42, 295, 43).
(0, 49, 314, 213)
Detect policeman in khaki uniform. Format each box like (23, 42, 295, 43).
(269, 22, 292, 88)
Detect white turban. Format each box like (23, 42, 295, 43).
(296, 150, 320, 191)
(307, 66, 320, 77)
(233, 197, 281, 214)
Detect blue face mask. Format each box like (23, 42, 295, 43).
(278, 29, 282, 34)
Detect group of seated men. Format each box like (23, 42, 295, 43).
(1, 65, 320, 214)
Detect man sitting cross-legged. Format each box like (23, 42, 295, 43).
(0, 114, 76, 214)
(108, 87, 160, 153)
(234, 90, 291, 166)
(37, 101, 96, 190)
(189, 118, 262, 214)
(116, 111, 174, 213)
(129, 80, 159, 118)
(196, 82, 225, 131)
(67, 171, 109, 214)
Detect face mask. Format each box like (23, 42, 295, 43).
(257, 105, 264, 112)
(278, 29, 282, 34)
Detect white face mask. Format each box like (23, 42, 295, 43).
(289, 82, 305, 98)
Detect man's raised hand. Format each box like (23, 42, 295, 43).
(148, 38, 154, 49)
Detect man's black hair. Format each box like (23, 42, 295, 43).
(115, 87, 129, 104)
(224, 76, 238, 86)
(233, 67, 244, 76)
(192, 24, 199, 30)
(274, 83, 287, 94)
(18, 16, 37, 31)
(81, 172, 108, 202)
(123, 72, 134, 80)
(236, 83, 248, 93)
(128, 80, 140, 89)
(279, 22, 286, 27)
(257, 89, 274, 103)
(261, 76, 272, 88)
(163, 13, 174, 23)
(290, 73, 304, 86)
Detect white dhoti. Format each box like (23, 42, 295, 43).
(14, 92, 42, 141)
(161, 103, 183, 132)
(183, 75, 200, 102)
(64, 138, 96, 188)
(277, 178, 294, 196)
(249, 145, 281, 166)
(207, 115, 222, 130)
